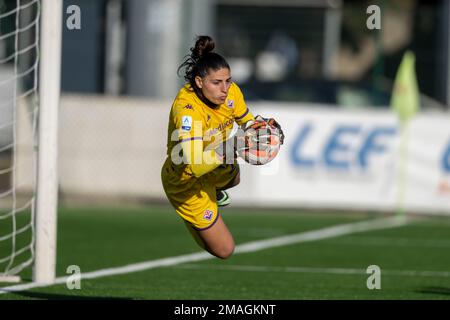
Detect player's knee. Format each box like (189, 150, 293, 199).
(214, 243, 235, 259)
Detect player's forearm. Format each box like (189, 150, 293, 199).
(190, 163, 221, 178)
(236, 109, 255, 127)
(189, 150, 222, 178)
(182, 141, 222, 178)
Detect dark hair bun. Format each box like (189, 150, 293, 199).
(177, 35, 229, 94)
(191, 35, 215, 61)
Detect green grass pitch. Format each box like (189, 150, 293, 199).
(1, 205, 450, 300)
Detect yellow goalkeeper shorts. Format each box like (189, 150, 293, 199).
(161, 160, 239, 230)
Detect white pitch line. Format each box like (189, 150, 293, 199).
(176, 264, 450, 278)
(0, 215, 409, 295)
(234, 215, 408, 254)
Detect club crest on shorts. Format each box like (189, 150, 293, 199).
(203, 209, 213, 221)
(226, 99, 234, 108)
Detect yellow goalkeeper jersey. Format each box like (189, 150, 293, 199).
(163, 82, 254, 182)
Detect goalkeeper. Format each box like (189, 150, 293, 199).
(161, 35, 284, 259)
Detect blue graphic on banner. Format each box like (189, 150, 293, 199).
(442, 139, 450, 173)
(323, 125, 361, 170)
(358, 127, 397, 168)
(290, 124, 397, 171)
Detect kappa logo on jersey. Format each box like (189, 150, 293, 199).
(184, 104, 193, 110)
(203, 209, 213, 221)
(181, 116, 192, 131)
(227, 99, 234, 108)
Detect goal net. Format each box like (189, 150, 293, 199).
(0, 0, 40, 283)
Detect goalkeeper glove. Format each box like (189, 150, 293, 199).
(252, 115, 285, 145)
(215, 116, 284, 163)
(214, 129, 246, 164)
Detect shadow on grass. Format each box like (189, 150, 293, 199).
(416, 287, 450, 296)
(7, 290, 134, 300)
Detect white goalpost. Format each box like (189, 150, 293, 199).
(34, 0, 61, 284)
(0, 0, 61, 285)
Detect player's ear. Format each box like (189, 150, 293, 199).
(194, 76, 203, 89)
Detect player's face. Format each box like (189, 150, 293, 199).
(196, 68, 232, 105)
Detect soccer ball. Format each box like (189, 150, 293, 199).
(237, 119, 282, 165)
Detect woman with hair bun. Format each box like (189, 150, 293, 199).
(161, 35, 284, 259)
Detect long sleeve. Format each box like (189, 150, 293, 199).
(181, 138, 222, 178)
(232, 83, 255, 126)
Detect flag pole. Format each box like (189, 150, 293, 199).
(396, 121, 410, 216)
(390, 51, 420, 217)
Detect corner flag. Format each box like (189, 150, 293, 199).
(390, 51, 420, 123)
